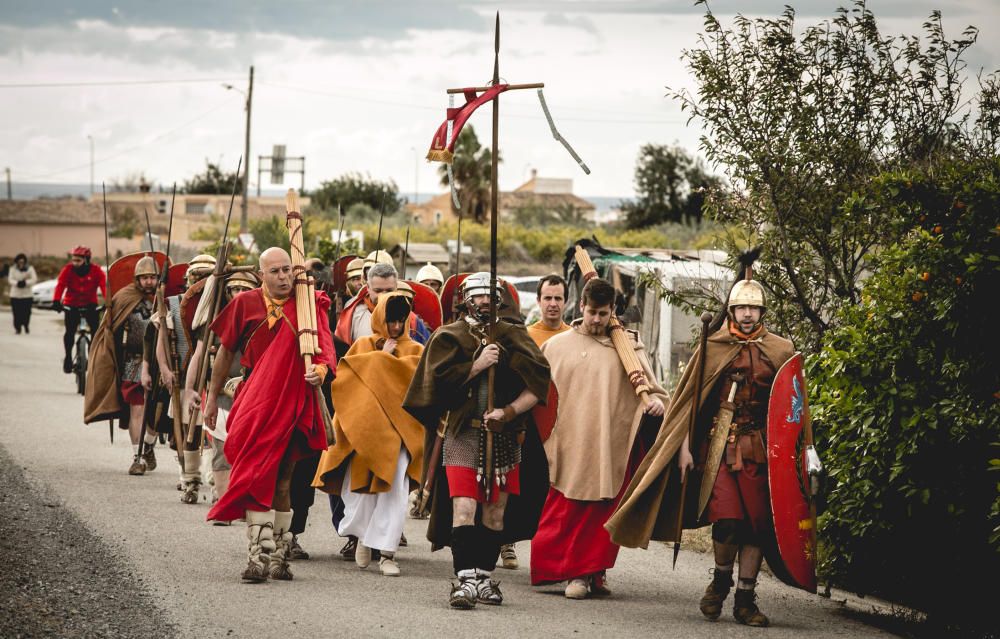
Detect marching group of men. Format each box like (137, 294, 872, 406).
(56, 239, 796, 627)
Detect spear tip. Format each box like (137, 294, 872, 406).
(672, 542, 681, 569)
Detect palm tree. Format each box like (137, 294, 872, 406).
(437, 125, 500, 223)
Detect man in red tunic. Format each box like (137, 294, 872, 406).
(202, 247, 335, 583)
(531, 278, 667, 599)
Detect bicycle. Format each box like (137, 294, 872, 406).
(70, 305, 104, 396)
(73, 325, 91, 395)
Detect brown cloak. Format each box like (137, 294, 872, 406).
(541, 323, 669, 501)
(605, 325, 794, 549)
(83, 284, 148, 424)
(403, 316, 551, 548)
(313, 293, 425, 495)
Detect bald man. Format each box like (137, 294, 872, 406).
(202, 247, 337, 583)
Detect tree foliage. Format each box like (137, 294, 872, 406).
(309, 172, 403, 219)
(809, 158, 1000, 631)
(675, 0, 999, 349)
(183, 161, 242, 195)
(621, 143, 723, 228)
(437, 125, 497, 224)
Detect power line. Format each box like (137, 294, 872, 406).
(20, 96, 240, 181)
(258, 81, 686, 125)
(0, 77, 242, 89)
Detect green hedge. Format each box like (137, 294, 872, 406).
(809, 158, 1000, 631)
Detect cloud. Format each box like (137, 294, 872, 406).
(542, 12, 600, 37)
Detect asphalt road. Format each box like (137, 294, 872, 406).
(0, 309, 898, 638)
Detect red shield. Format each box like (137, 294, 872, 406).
(108, 251, 169, 298)
(440, 273, 522, 324)
(530, 382, 560, 443)
(404, 280, 443, 331)
(766, 352, 818, 593)
(332, 254, 360, 295)
(166, 263, 188, 297)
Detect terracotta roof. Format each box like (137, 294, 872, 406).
(0, 199, 104, 225)
(499, 191, 595, 211)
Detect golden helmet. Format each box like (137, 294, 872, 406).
(226, 271, 259, 292)
(363, 250, 393, 268)
(346, 258, 364, 280)
(727, 279, 766, 311)
(415, 262, 444, 285)
(396, 280, 415, 299)
(186, 254, 216, 281)
(134, 255, 158, 278)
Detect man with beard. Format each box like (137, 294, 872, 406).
(531, 278, 667, 598)
(606, 268, 795, 627)
(345, 258, 365, 298)
(202, 247, 335, 583)
(84, 255, 159, 474)
(404, 272, 550, 609)
(314, 293, 424, 576)
(53, 246, 107, 373)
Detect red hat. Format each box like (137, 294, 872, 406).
(71, 245, 92, 258)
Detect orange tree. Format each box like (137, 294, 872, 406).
(809, 157, 999, 632)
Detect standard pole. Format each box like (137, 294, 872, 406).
(240, 65, 254, 234)
(4, 167, 11, 200)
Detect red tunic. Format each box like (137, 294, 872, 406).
(53, 263, 106, 306)
(206, 288, 336, 522)
(530, 440, 643, 585)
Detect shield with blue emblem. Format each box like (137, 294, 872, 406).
(766, 352, 818, 593)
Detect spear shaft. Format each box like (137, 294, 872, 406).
(484, 11, 501, 501)
(101, 182, 113, 443)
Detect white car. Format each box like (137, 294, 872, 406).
(502, 275, 541, 323)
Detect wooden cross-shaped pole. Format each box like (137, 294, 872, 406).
(444, 12, 543, 501)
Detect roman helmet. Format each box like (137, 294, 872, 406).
(395, 280, 415, 300)
(363, 250, 394, 269)
(415, 262, 444, 287)
(462, 271, 502, 322)
(726, 248, 767, 325)
(225, 270, 259, 295)
(186, 254, 216, 285)
(346, 258, 364, 280)
(134, 255, 159, 279)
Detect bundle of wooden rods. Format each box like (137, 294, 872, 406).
(573, 244, 651, 406)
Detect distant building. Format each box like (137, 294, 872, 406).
(388, 242, 450, 280)
(0, 192, 310, 258)
(408, 169, 596, 226)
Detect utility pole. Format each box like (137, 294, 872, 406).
(87, 135, 94, 195)
(4, 167, 11, 200)
(240, 65, 254, 234)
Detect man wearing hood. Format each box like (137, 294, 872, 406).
(313, 293, 424, 577)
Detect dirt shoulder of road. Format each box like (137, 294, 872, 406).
(0, 443, 177, 639)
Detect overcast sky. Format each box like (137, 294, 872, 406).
(2, 1, 997, 198)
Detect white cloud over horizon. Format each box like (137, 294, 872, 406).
(2, 1, 997, 199)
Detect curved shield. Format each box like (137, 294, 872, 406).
(166, 263, 188, 298)
(332, 254, 360, 295)
(530, 381, 560, 443)
(766, 352, 818, 593)
(405, 280, 444, 332)
(440, 273, 522, 324)
(108, 251, 169, 298)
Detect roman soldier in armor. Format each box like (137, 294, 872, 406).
(83, 255, 159, 475)
(403, 272, 550, 609)
(606, 264, 795, 627)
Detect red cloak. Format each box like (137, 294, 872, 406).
(206, 288, 335, 522)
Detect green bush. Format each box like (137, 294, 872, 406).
(809, 158, 1000, 631)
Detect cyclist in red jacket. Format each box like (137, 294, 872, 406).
(53, 246, 107, 373)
